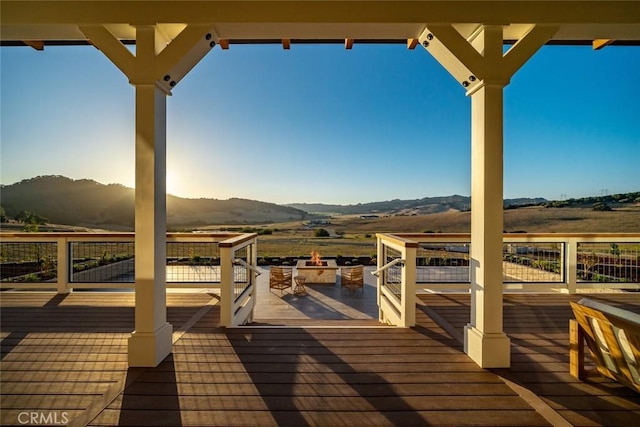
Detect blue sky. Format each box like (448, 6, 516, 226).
(1, 42, 638, 205)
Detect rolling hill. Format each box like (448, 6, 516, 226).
(287, 195, 546, 215)
(1, 176, 638, 232)
(0, 176, 308, 230)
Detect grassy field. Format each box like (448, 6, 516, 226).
(5, 205, 638, 259)
(205, 205, 640, 258)
(330, 205, 640, 234)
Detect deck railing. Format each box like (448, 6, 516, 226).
(0, 233, 259, 296)
(378, 233, 640, 294)
(375, 233, 417, 327)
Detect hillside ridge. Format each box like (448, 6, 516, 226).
(1, 176, 639, 230)
(0, 176, 307, 230)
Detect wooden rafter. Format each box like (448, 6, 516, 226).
(23, 40, 44, 50)
(593, 39, 613, 50)
(282, 38, 290, 49)
(407, 38, 419, 49)
(345, 38, 354, 49)
(218, 39, 229, 49)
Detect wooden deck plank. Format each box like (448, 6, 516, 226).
(91, 408, 550, 427)
(556, 409, 640, 427)
(133, 370, 506, 385)
(104, 394, 535, 411)
(121, 381, 516, 396)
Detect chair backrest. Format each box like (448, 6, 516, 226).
(347, 265, 364, 280)
(342, 266, 364, 283)
(570, 298, 640, 392)
(270, 266, 292, 279)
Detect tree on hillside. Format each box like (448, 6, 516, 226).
(592, 202, 612, 211)
(15, 210, 48, 232)
(0, 207, 7, 223)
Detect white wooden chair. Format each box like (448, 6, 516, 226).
(569, 298, 640, 392)
(340, 265, 364, 293)
(269, 266, 293, 294)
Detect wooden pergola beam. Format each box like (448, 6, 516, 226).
(282, 38, 290, 49)
(345, 38, 354, 49)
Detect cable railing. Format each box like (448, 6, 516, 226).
(0, 233, 258, 292)
(378, 233, 640, 293)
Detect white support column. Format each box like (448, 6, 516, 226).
(465, 80, 511, 368)
(420, 23, 557, 368)
(80, 23, 217, 367)
(126, 25, 172, 367)
(127, 81, 173, 366)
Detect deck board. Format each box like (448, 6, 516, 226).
(2, 288, 639, 426)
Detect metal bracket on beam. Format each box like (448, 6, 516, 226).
(418, 26, 483, 94)
(154, 25, 219, 93)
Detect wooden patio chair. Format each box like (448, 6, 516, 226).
(340, 265, 364, 293)
(269, 266, 293, 294)
(569, 298, 640, 393)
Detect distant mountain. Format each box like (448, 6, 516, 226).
(287, 195, 547, 215)
(0, 176, 308, 230)
(3, 176, 636, 230)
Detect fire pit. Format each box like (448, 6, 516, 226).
(295, 250, 338, 284)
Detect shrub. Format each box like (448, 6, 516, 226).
(314, 228, 330, 237)
(593, 202, 612, 211)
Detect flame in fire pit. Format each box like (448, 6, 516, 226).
(310, 250, 322, 266)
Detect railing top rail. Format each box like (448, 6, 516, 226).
(0, 232, 134, 239)
(0, 231, 258, 242)
(219, 233, 258, 248)
(390, 233, 469, 239)
(377, 232, 640, 243)
(504, 232, 640, 240)
(376, 233, 420, 248)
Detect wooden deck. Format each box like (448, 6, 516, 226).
(2, 285, 639, 426)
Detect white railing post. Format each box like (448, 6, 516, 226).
(219, 244, 234, 327)
(401, 244, 417, 327)
(248, 238, 258, 323)
(565, 237, 578, 294)
(56, 236, 71, 294)
(376, 235, 385, 321)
